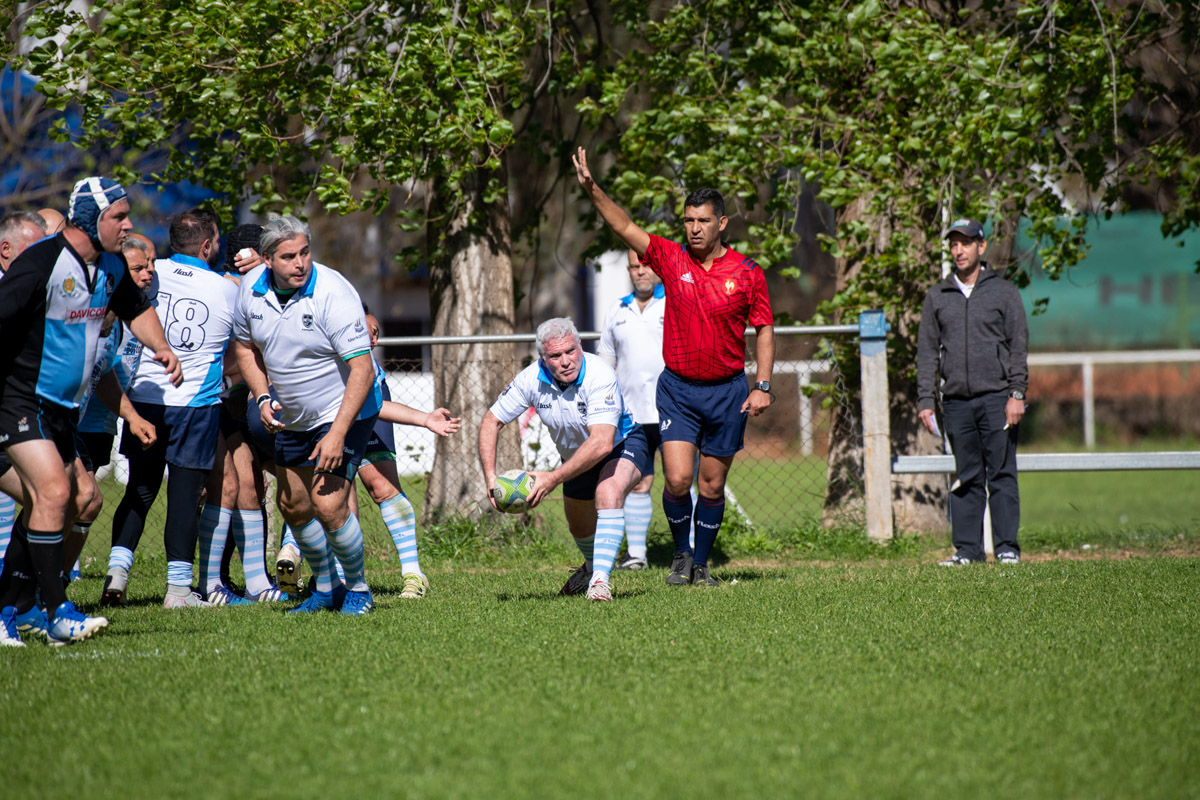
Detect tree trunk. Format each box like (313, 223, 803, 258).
(423, 163, 523, 522)
(822, 198, 950, 533)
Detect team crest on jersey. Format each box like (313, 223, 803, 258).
(354, 319, 364, 331)
(577, 399, 587, 419)
(604, 391, 615, 406)
(725, 279, 736, 294)
(302, 313, 314, 329)
(106, 274, 115, 293)
(62, 277, 76, 294)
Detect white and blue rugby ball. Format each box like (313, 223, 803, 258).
(492, 469, 535, 513)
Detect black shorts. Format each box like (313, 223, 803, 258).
(0, 393, 78, 465)
(561, 427, 652, 501)
(77, 431, 115, 471)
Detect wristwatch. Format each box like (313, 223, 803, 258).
(754, 380, 772, 393)
(1010, 390, 1025, 400)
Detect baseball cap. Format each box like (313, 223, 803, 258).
(68, 177, 128, 242)
(945, 217, 985, 240)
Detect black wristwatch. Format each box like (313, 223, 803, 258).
(754, 380, 772, 393)
(1010, 390, 1025, 400)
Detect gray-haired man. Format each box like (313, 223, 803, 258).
(917, 218, 1028, 565)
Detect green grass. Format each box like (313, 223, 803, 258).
(3, 558, 1198, 798)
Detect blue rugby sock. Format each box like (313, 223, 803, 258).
(198, 504, 232, 593)
(233, 509, 271, 596)
(572, 534, 595, 572)
(0, 493, 16, 570)
(326, 514, 367, 592)
(692, 495, 725, 567)
(379, 493, 422, 576)
(623, 492, 651, 560)
(591, 509, 624, 584)
(662, 489, 694, 555)
(293, 518, 335, 593)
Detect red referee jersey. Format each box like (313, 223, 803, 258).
(643, 234, 773, 382)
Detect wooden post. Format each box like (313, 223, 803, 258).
(859, 310, 894, 541)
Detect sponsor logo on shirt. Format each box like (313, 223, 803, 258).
(66, 306, 107, 323)
(537, 402, 551, 409)
(725, 279, 736, 294)
(614, 319, 627, 327)
(604, 391, 615, 406)
(302, 313, 314, 329)
(250, 312, 264, 320)
(174, 268, 193, 277)
(0, 434, 7, 443)
(501, 383, 512, 396)
(680, 272, 694, 284)
(354, 319, 364, 331)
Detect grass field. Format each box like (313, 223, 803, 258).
(4, 453, 1197, 798)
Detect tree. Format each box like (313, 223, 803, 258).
(578, 0, 1199, 530)
(19, 0, 579, 518)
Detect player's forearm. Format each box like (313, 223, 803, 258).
(330, 355, 373, 436)
(234, 341, 271, 399)
(551, 429, 616, 485)
(94, 369, 138, 422)
(754, 325, 775, 383)
(127, 307, 171, 355)
(478, 413, 502, 484)
(378, 400, 428, 427)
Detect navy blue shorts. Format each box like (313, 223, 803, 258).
(639, 423, 662, 476)
(77, 432, 114, 471)
(561, 426, 652, 501)
(120, 402, 222, 471)
(364, 381, 396, 463)
(656, 368, 748, 457)
(274, 414, 377, 482)
(241, 400, 278, 466)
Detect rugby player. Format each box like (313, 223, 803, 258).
(479, 317, 649, 602)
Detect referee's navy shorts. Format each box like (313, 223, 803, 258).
(120, 401, 221, 471)
(274, 414, 377, 482)
(561, 426, 652, 501)
(656, 368, 749, 458)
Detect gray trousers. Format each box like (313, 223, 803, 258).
(942, 390, 1020, 561)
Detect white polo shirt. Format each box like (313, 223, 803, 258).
(490, 352, 634, 462)
(127, 254, 237, 408)
(596, 285, 666, 425)
(233, 262, 381, 430)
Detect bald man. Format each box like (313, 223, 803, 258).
(37, 208, 66, 235)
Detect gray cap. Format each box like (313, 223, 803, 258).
(945, 217, 985, 240)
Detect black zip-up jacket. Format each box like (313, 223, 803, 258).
(916, 265, 1028, 412)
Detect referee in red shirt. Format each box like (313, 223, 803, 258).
(573, 147, 775, 586)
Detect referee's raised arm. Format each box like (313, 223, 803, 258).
(572, 146, 650, 257)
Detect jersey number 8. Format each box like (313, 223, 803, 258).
(157, 292, 210, 353)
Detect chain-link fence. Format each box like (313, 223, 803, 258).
(83, 328, 867, 574)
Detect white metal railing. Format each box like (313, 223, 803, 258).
(1028, 350, 1200, 448)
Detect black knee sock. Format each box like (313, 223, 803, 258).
(0, 521, 37, 612)
(111, 458, 165, 553)
(22, 519, 69, 613)
(163, 466, 210, 567)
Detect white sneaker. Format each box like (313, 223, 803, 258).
(938, 555, 979, 566)
(275, 544, 302, 596)
(1, 606, 26, 648)
(997, 552, 1021, 564)
(163, 588, 214, 609)
(585, 579, 613, 602)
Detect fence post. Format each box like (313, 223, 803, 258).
(859, 310, 894, 542)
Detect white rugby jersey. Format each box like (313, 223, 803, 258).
(490, 352, 634, 462)
(233, 262, 382, 430)
(126, 254, 237, 408)
(596, 284, 666, 425)
(77, 323, 142, 435)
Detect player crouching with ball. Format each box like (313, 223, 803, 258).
(478, 318, 650, 601)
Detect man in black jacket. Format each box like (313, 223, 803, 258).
(917, 218, 1028, 565)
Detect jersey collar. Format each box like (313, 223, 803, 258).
(170, 253, 214, 272)
(620, 284, 665, 306)
(537, 353, 587, 389)
(252, 263, 319, 297)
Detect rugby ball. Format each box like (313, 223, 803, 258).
(492, 469, 535, 513)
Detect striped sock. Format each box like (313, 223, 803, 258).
(379, 493, 421, 576)
(333, 557, 346, 583)
(692, 495, 725, 567)
(198, 504, 232, 593)
(234, 509, 271, 596)
(108, 545, 135, 574)
(327, 514, 367, 592)
(572, 534, 595, 572)
(689, 485, 698, 550)
(623, 492, 652, 560)
(166, 559, 192, 588)
(292, 518, 335, 593)
(662, 489, 694, 555)
(0, 493, 15, 572)
(591, 509, 624, 584)
(281, 524, 298, 551)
